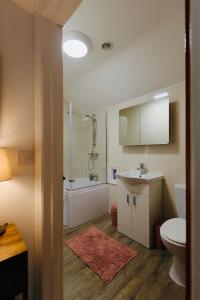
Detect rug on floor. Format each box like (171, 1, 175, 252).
(64, 226, 137, 283)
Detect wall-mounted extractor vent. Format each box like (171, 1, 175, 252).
(101, 41, 113, 51)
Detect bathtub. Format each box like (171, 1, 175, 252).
(64, 177, 104, 190)
(64, 178, 109, 228)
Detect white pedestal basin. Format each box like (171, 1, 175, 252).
(116, 170, 163, 184)
(116, 170, 164, 247)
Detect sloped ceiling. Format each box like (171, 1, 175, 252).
(12, 0, 82, 25)
(63, 0, 185, 112)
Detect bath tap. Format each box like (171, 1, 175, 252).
(89, 174, 98, 181)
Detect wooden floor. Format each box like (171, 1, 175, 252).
(63, 214, 185, 300)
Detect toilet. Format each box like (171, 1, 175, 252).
(160, 184, 186, 287)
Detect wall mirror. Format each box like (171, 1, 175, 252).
(119, 97, 169, 145)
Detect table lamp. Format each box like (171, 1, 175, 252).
(0, 149, 12, 235)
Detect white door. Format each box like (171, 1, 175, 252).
(117, 184, 132, 231)
(132, 193, 149, 247)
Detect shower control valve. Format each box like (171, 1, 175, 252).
(88, 174, 98, 181)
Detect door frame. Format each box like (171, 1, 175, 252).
(185, 0, 191, 299)
(34, 0, 198, 299)
(34, 15, 64, 300)
(34, 2, 83, 299)
(187, 0, 200, 299)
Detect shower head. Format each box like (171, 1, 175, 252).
(85, 114, 96, 120)
(82, 114, 96, 121)
(81, 113, 97, 147)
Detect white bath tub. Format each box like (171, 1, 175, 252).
(64, 178, 109, 228)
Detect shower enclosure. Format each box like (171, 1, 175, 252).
(64, 102, 108, 227)
(64, 102, 107, 189)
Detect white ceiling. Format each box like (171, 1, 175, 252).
(63, 0, 185, 112)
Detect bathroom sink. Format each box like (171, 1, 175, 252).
(116, 170, 163, 184)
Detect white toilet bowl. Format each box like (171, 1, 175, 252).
(160, 218, 186, 287)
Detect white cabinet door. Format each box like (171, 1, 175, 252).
(132, 193, 149, 247)
(117, 185, 132, 231)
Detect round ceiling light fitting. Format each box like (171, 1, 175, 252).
(101, 41, 113, 51)
(63, 31, 91, 58)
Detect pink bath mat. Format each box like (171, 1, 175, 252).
(64, 227, 137, 283)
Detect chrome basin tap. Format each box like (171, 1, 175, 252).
(137, 163, 146, 176)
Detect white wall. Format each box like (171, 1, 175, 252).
(0, 1, 35, 299)
(107, 83, 185, 219)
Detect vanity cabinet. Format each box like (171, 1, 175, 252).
(117, 179, 162, 248)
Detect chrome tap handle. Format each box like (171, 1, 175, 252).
(126, 194, 130, 204)
(133, 195, 136, 206)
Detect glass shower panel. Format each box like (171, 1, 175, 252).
(64, 102, 70, 181)
(64, 102, 107, 190)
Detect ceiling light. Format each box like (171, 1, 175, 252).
(153, 92, 169, 99)
(63, 32, 90, 58)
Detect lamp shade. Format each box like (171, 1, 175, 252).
(0, 149, 12, 182)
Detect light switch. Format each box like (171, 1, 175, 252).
(18, 151, 33, 165)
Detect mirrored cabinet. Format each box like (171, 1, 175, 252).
(119, 97, 169, 145)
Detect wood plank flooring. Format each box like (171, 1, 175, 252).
(63, 214, 185, 300)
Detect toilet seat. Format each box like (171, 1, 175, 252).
(160, 218, 186, 245)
